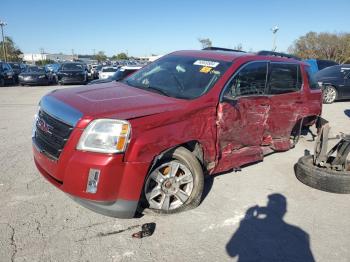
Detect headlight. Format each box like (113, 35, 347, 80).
(32, 107, 40, 138)
(60, 72, 68, 76)
(77, 119, 131, 153)
(38, 75, 46, 79)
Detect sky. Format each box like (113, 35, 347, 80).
(1, 0, 349, 57)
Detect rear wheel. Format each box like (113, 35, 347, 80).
(0, 78, 5, 87)
(323, 85, 337, 104)
(142, 147, 204, 214)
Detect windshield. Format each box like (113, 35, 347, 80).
(26, 66, 46, 73)
(9, 63, 21, 70)
(102, 67, 118, 72)
(62, 63, 84, 71)
(124, 55, 231, 99)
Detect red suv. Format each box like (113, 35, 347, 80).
(32, 48, 322, 218)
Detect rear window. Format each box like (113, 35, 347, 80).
(305, 66, 320, 90)
(316, 60, 338, 70)
(268, 63, 302, 94)
(62, 63, 84, 70)
(315, 66, 342, 78)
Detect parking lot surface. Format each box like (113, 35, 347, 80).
(0, 85, 350, 262)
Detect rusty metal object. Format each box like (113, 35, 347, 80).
(313, 117, 350, 172)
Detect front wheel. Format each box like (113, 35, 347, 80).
(142, 147, 204, 214)
(323, 85, 337, 104)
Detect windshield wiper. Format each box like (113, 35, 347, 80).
(146, 86, 171, 97)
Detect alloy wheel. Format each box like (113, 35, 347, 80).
(144, 161, 194, 211)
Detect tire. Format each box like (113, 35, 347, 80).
(322, 85, 337, 104)
(0, 78, 5, 87)
(295, 155, 350, 194)
(141, 147, 204, 215)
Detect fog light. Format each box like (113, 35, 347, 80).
(86, 168, 100, 193)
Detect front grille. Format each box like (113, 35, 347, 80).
(34, 110, 73, 159)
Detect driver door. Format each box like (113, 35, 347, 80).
(215, 61, 270, 172)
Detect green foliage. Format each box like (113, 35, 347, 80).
(0, 36, 23, 61)
(93, 51, 107, 62)
(112, 52, 128, 60)
(289, 32, 350, 64)
(198, 38, 212, 49)
(35, 59, 55, 66)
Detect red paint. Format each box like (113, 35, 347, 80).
(33, 50, 322, 206)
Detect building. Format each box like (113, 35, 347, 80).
(136, 55, 163, 62)
(22, 53, 76, 63)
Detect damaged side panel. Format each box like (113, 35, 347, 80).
(214, 96, 270, 173)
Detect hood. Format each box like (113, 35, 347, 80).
(47, 81, 185, 121)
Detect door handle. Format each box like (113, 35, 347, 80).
(295, 100, 303, 104)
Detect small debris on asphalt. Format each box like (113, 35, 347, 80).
(132, 223, 156, 239)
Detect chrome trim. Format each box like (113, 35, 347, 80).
(39, 95, 83, 127)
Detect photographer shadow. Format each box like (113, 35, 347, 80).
(226, 194, 315, 262)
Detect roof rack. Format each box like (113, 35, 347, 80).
(257, 50, 300, 60)
(203, 47, 246, 53)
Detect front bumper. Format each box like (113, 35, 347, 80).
(33, 141, 150, 218)
(58, 76, 86, 84)
(19, 78, 48, 85)
(70, 195, 138, 218)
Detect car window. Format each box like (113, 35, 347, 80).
(62, 63, 84, 70)
(223, 61, 268, 98)
(3, 63, 11, 71)
(305, 66, 320, 90)
(316, 60, 338, 70)
(315, 66, 342, 78)
(267, 63, 302, 95)
(125, 55, 231, 99)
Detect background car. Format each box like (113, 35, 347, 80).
(0, 62, 15, 86)
(315, 64, 350, 103)
(88, 65, 141, 85)
(56, 62, 88, 85)
(98, 66, 120, 79)
(304, 59, 338, 74)
(18, 66, 54, 86)
(8, 62, 26, 83)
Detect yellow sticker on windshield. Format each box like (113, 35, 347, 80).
(200, 66, 212, 73)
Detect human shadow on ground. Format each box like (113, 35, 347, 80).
(226, 193, 315, 262)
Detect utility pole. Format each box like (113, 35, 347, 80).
(0, 20, 7, 62)
(271, 25, 279, 51)
(40, 48, 45, 62)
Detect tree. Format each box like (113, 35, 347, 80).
(111, 52, 128, 60)
(233, 43, 243, 51)
(0, 36, 23, 61)
(288, 32, 350, 64)
(198, 38, 212, 49)
(93, 51, 107, 62)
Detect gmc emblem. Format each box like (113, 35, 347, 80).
(37, 118, 52, 134)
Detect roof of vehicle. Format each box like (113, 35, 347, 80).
(171, 49, 302, 63)
(120, 65, 142, 70)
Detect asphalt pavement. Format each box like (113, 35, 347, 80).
(0, 85, 349, 262)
